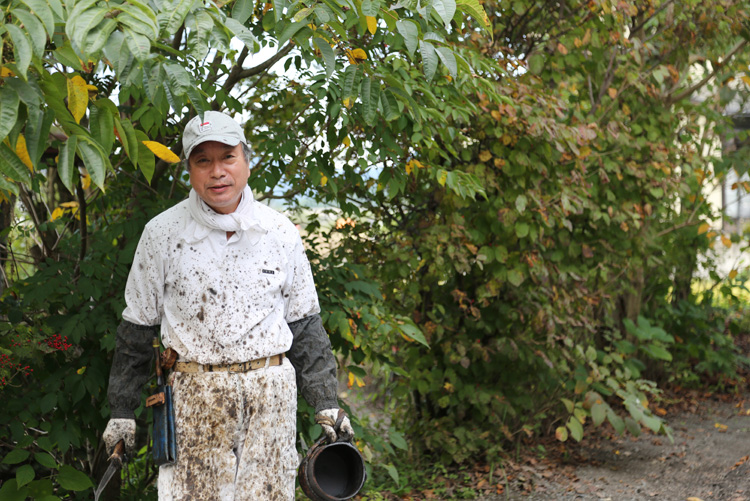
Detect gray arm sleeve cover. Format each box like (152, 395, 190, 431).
(287, 314, 339, 412)
(108, 320, 157, 419)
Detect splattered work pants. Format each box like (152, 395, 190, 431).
(157, 358, 298, 501)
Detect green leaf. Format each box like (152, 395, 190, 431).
(56, 465, 92, 491)
(566, 416, 583, 442)
(379, 90, 400, 121)
(641, 413, 662, 433)
(341, 63, 361, 100)
(362, 77, 380, 126)
(399, 322, 429, 347)
(277, 21, 306, 48)
(431, 0, 455, 26)
(77, 136, 109, 190)
(396, 19, 418, 56)
(16, 464, 35, 487)
(34, 452, 58, 469)
(591, 402, 607, 426)
(624, 416, 641, 436)
(361, 0, 380, 16)
(2, 448, 30, 465)
(388, 429, 408, 450)
(641, 344, 672, 361)
(0, 86, 20, 144)
(6, 24, 33, 79)
(163, 62, 191, 96)
(20, 0, 55, 36)
(607, 409, 625, 434)
(507, 268, 524, 286)
(58, 135, 79, 194)
(24, 106, 53, 168)
(435, 46, 457, 78)
(515, 221, 529, 238)
(0, 142, 32, 185)
(515, 194, 527, 213)
(11, 9, 47, 58)
(382, 464, 399, 485)
(114, 117, 139, 168)
(69, 6, 108, 56)
(231, 0, 253, 24)
(122, 25, 152, 60)
(83, 17, 117, 55)
(527, 53, 544, 74)
(455, 0, 490, 31)
(157, 0, 193, 36)
(5, 77, 42, 107)
(224, 18, 259, 51)
(0, 479, 29, 501)
(419, 40, 438, 81)
(90, 101, 114, 155)
(135, 130, 155, 183)
(313, 37, 335, 79)
(118, 3, 158, 38)
(272, 0, 289, 22)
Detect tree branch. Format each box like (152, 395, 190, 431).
(668, 40, 749, 105)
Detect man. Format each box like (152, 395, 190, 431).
(102, 111, 354, 500)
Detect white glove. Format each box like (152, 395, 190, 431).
(315, 408, 355, 442)
(103, 418, 136, 456)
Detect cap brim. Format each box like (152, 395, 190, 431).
(185, 135, 243, 158)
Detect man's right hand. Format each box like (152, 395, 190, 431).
(103, 418, 136, 456)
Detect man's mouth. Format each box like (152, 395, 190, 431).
(208, 185, 230, 192)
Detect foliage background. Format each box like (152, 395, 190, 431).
(0, 0, 749, 498)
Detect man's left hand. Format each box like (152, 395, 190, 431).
(315, 408, 354, 442)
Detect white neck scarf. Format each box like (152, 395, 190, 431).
(188, 186, 266, 234)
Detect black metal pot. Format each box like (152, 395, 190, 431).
(299, 437, 367, 501)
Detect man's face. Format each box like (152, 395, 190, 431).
(188, 141, 250, 214)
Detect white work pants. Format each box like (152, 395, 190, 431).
(157, 359, 298, 501)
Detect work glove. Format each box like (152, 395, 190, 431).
(315, 408, 354, 442)
(102, 418, 136, 456)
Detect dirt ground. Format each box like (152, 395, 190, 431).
(476, 392, 750, 501)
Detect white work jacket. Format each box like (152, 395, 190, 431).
(121, 195, 320, 365)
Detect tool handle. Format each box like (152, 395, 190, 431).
(110, 440, 125, 462)
(153, 336, 163, 386)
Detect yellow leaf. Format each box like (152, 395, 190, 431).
(491, 110, 502, 121)
(622, 103, 631, 115)
(437, 171, 447, 186)
(405, 160, 414, 174)
(608, 87, 617, 99)
(1, 67, 14, 77)
(729, 269, 738, 279)
(721, 235, 732, 248)
(15, 135, 33, 171)
(479, 150, 492, 162)
(142, 141, 181, 163)
(706, 231, 717, 239)
(698, 223, 710, 235)
(686, 498, 704, 501)
(714, 422, 728, 432)
(742, 76, 750, 88)
(60, 201, 79, 208)
(342, 97, 352, 108)
(366, 15, 377, 35)
(67, 75, 89, 124)
(347, 371, 355, 388)
(443, 382, 454, 392)
(347, 48, 367, 64)
(579, 146, 591, 158)
(556, 42, 568, 55)
(82, 173, 91, 190)
(77, 366, 86, 375)
(320, 175, 328, 186)
(343, 136, 351, 147)
(51, 207, 65, 221)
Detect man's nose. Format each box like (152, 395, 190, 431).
(209, 160, 226, 177)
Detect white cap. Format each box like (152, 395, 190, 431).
(182, 111, 248, 159)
